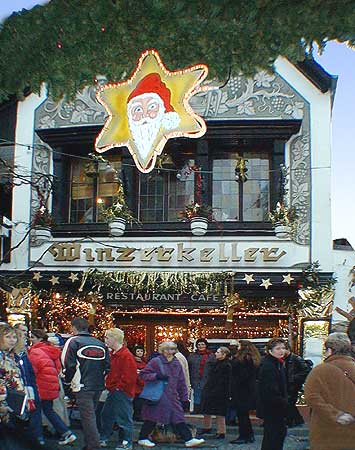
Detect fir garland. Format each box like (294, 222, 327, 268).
(86, 269, 233, 296)
(0, 0, 354, 100)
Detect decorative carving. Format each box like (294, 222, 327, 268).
(36, 86, 106, 129)
(30, 139, 51, 244)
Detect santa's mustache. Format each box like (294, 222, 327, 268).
(132, 116, 162, 127)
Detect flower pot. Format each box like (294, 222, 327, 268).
(33, 226, 52, 244)
(109, 218, 126, 236)
(190, 217, 208, 236)
(274, 224, 291, 239)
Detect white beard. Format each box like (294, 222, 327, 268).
(128, 111, 165, 166)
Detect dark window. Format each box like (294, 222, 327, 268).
(138, 160, 195, 223)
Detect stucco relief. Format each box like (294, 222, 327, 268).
(33, 69, 311, 244)
(30, 140, 51, 224)
(190, 71, 304, 120)
(36, 86, 106, 129)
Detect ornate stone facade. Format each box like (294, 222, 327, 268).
(33, 69, 311, 244)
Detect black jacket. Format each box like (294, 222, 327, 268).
(256, 354, 288, 419)
(61, 332, 110, 392)
(285, 352, 311, 393)
(231, 357, 258, 412)
(201, 358, 232, 416)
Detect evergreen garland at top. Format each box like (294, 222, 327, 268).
(1, 0, 355, 101)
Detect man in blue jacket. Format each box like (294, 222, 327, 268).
(61, 318, 110, 450)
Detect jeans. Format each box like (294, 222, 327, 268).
(139, 420, 192, 442)
(28, 402, 44, 440)
(41, 400, 69, 436)
(76, 390, 101, 450)
(101, 390, 134, 445)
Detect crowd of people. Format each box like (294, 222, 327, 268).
(0, 317, 354, 450)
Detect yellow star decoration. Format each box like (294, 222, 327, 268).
(95, 49, 209, 173)
(68, 272, 79, 283)
(32, 272, 42, 282)
(282, 273, 294, 285)
(49, 275, 59, 286)
(243, 274, 255, 284)
(260, 278, 272, 290)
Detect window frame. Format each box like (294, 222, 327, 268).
(209, 146, 273, 223)
(39, 120, 301, 235)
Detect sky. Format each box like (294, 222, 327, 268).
(1, 1, 355, 248)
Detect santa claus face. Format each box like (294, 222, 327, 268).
(130, 96, 161, 122)
(127, 93, 166, 165)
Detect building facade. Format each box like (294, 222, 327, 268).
(1, 55, 352, 359)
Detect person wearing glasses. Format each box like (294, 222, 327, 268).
(137, 341, 205, 448)
(304, 332, 355, 450)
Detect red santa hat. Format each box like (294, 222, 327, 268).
(127, 73, 180, 130)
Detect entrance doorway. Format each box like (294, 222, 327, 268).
(114, 313, 289, 356)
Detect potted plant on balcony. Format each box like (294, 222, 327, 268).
(180, 202, 213, 236)
(100, 201, 136, 236)
(268, 202, 298, 239)
(32, 207, 55, 244)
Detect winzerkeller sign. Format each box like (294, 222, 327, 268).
(36, 239, 309, 269)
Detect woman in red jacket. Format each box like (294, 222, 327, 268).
(29, 329, 76, 446)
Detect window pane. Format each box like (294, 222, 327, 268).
(212, 155, 239, 221)
(212, 151, 270, 222)
(97, 155, 122, 217)
(138, 160, 195, 222)
(243, 152, 270, 221)
(70, 155, 122, 223)
(167, 168, 194, 221)
(70, 160, 94, 223)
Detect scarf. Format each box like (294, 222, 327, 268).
(0, 351, 25, 392)
(198, 350, 210, 378)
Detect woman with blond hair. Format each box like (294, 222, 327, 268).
(304, 332, 355, 450)
(230, 340, 261, 444)
(13, 323, 44, 446)
(200, 346, 232, 439)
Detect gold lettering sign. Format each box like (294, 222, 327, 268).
(48, 242, 288, 265)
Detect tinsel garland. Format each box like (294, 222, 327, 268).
(1, 0, 354, 100)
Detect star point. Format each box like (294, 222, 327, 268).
(32, 272, 42, 282)
(260, 278, 272, 290)
(243, 274, 255, 284)
(49, 275, 59, 286)
(95, 49, 209, 173)
(68, 272, 79, 283)
(282, 273, 294, 285)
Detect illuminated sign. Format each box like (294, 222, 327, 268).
(95, 49, 208, 173)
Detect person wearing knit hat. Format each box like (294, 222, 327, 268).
(127, 73, 180, 167)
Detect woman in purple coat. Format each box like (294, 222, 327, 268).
(137, 341, 205, 448)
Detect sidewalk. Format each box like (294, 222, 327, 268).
(43, 416, 309, 450)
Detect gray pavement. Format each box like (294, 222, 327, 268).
(39, 419, 309, 450)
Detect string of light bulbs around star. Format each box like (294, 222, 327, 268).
(32, 271, 295, 289)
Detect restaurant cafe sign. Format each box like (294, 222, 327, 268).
(32, 238, 309, 269)
(103, 291, 224, 308)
